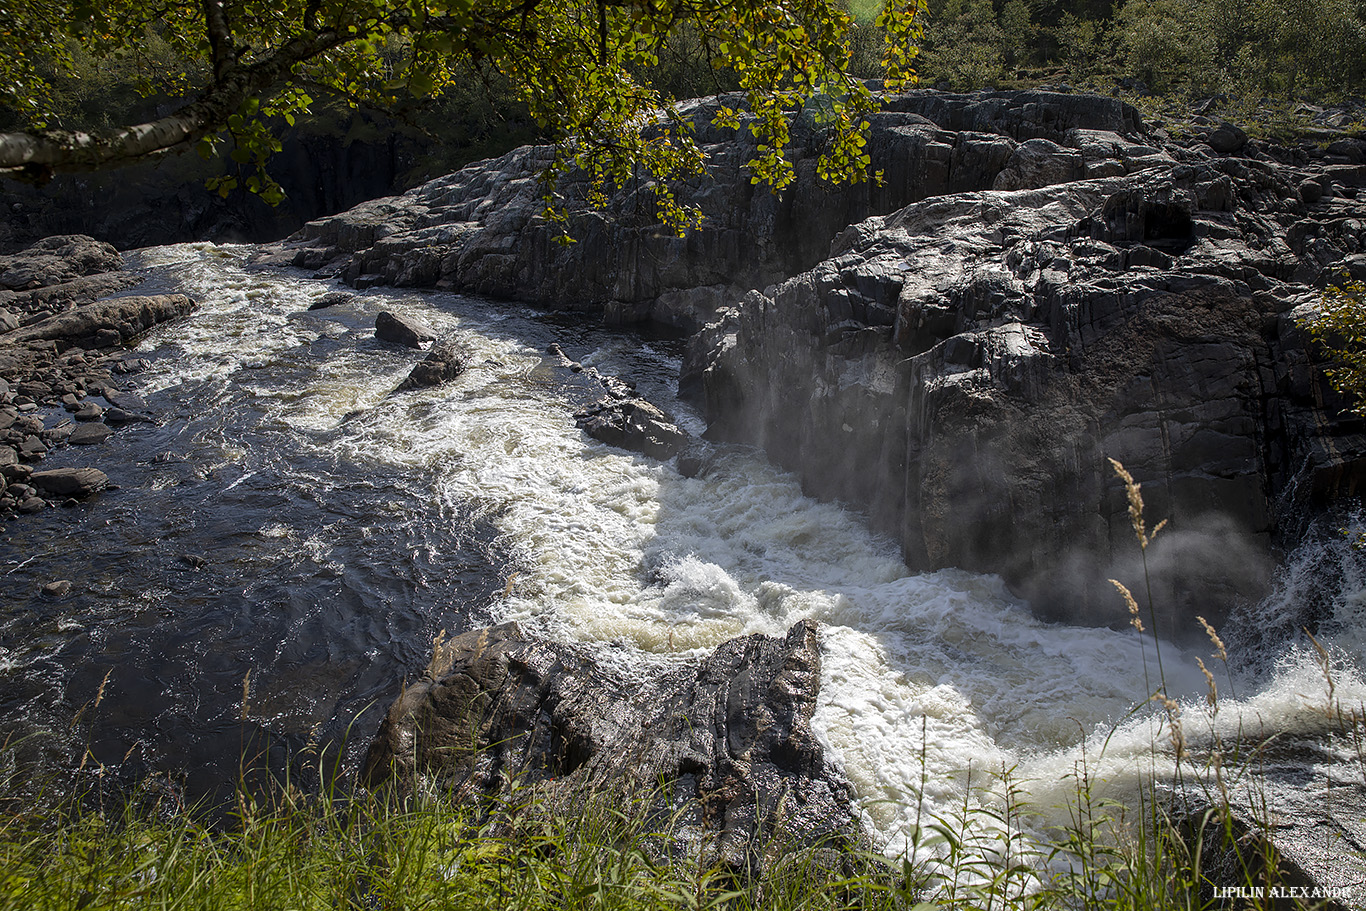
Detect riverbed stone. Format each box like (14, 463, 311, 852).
(29, 466, 108, 498)
(68, 422, 112, 445)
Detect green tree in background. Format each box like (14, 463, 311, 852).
(0, 0, 925, 228)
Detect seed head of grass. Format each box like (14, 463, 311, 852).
(1108, 458, 1166, 550)
(1196, 616, 1226, 663)
(1195, 657, 1217, 707)
(1153, 693, 1185, 761)
(426, 629, 458, 680)
(1109, 579, 1143, 632)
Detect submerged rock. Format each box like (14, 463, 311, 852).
(395, 340, 465, 391)
(361, 620, 861, 868)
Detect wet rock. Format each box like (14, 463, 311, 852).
(308, 291, 353, 311)
(1172, 741, 1366, 910)
(362, 620, 860, 868)
(102, 406, 152, 425)
(395, 340, 465, 391)
(577, 400, 687, 460)
(17, 495, 45, 513)
(74, 403, 103, 421)
(40, 580, 71, 596)
(374, 310, 434, 348)
(29, 466, 108, 498)
(537, 344, 689, 460)
(67, 422, 112, 445)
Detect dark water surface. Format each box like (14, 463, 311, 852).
(0, 243, 672, 800)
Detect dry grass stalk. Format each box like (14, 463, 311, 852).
(1109, 579, 1143, 632)
(1107, 457, 1166, 551)
(426, 629, 459, 680)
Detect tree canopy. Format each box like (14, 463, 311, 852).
(0, 0, 923, 228)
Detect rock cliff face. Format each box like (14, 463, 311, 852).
(684, 132, 1366, 631)
(278, 88, 1366, 631)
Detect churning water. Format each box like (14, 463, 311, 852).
(1, 243, 1363, 856)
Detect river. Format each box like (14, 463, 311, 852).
(2, 242, 1363, 858)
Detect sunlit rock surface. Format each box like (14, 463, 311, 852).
(276, 91, 1143, 332)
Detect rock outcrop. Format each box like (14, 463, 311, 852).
(274, 91, 1146, 332)
(362, 620, 861, 867)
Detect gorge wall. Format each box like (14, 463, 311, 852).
(275, 89, 1366, 632)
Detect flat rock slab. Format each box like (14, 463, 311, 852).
(29, 467, 108, 498)
(9, 294, 195, 350)
(67, 422, 112, 445)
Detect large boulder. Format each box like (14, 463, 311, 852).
(361, 620, 861, 867)
(374, 310, 434, 348)
(0, 236, 122, 291)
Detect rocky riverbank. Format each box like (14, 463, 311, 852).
(0, 235, 194, 516)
